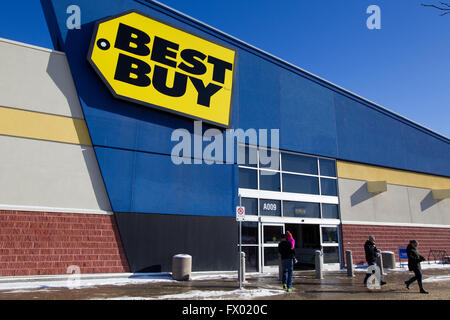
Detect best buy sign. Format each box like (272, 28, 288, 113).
(88, 10, 236, 128)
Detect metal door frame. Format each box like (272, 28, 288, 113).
(319, 224, 341, 265)
(260, 222, 285, 273)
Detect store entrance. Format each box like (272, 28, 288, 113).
(241, 221, 341, 273)
(260, 223, 322, 272)
(285, 224, 321, 270)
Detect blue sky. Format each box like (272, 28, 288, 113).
(0, 0, 449, 138)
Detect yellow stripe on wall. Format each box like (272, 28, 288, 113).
(0, 106, 92, 146)
(337, 160, 450, 190)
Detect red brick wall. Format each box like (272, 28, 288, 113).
(341, 224, 450, 265)
(0, 210, 130, 276)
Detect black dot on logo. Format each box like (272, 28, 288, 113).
(97, 39, 110, 50)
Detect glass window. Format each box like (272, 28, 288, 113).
(319, 158, 336, 177)
(237, 145, 257, 167)
(321, 227, 338, 244)
(259, 171, 280, 191)
(263, 225, 283, 243)
(259, 149, 279, 170)
(242, 246, 259, 272)
(282, 174, 319, 194)
(283, 201, 320, 218)
(323, 246, 340, 263)
(264, 247, 280, 266)
(260, 199, 281, 216)
(320, 178, 337, 196)
(241, 222, 258, 244)
(281, 152, 318, 175)
(241, 198, 258, 215)
(238, 168, 257, 189)
(322, 204, 340, 219)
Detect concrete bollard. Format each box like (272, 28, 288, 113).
(238, 251, 246, 284)
(346, 250, 354, 277)
(315, 250, 323, 279)
(172, 254, 192, 281)
(381, 251, 396, 269)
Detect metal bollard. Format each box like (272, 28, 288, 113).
(376, 253, 386, 275)
(278, 255, 282, 281)
(315, 250, 323, 279)
(238, 251, 246, 284)
(346, 250, 354, 277)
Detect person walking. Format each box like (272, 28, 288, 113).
(404, 240, 428, 294)
(278, 233, 295, 292)
(363, 235, 387, 286)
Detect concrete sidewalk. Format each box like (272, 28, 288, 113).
(0, 270, 251, 291)
(0, 267, 449, 300)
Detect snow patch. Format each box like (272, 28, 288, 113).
(0, 275, 175, 292)
(423, 275, 450, 283)
(101, 288, 285, 300)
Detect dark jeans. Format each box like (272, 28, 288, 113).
(406, 268, 423, 290)
(363, 261, 384, 284)
(281, 258, 294, 289)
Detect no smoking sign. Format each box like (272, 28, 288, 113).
(236, 206, 245, 221)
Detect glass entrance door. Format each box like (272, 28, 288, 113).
(285, 223, 321, 269)
(320, 225, 341, 264)
(261, 224, 284, 272)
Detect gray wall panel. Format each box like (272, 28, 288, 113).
(339, 178, 450, 225)
(339, 178, 381, 222)
(0, 135, 111, 213)
(371, 184, 411, 223)
(407, 187, 450, 225)
(0, 39, 84, 119)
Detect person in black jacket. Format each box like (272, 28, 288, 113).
(363, 235, 386, 286)
(278, 234, 295, 292)
(405, 240, 428, 294)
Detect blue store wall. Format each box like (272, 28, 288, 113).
(42, 0, 450, 217)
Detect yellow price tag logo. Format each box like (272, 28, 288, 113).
(88, 10, 236, 127)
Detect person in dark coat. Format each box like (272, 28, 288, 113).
(278, 234, 295, 292)
(363, 235, 386, 286)
(404, 240, 428, 294)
